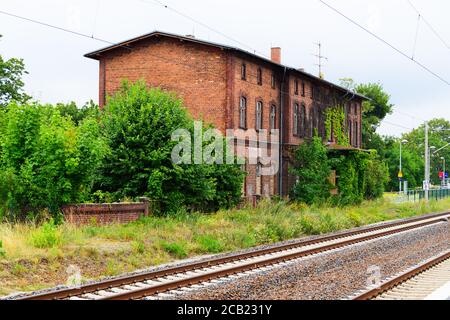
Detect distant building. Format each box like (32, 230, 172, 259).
(85, 31, 366, 198)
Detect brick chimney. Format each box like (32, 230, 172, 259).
(271, 47, 281, 64)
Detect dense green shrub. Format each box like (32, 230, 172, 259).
(95, 81, 244, 214)
(291, 137, 387, 207)
(29, 219, 62, 248)
(364, 152, 389, 200)
(0, 102, 108, 219)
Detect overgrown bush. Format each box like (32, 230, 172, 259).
(290, 137, 387, 206)
(290, 136, 333, 204)
(95, 81, 244, 214)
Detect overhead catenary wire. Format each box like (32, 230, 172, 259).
(411, 13, 421, 60)
(318, 0, 450, 86)
(406, 0, 450, 50)
(0, 7, 433, 133)
(137, 0, 271, 59)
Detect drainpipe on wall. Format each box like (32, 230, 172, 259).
(278, 67, 287, 197)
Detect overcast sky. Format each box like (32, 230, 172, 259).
(0, 0, 449, 136)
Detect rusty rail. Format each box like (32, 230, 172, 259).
(352, 250, 450, 300)
(17, 211, 449, 300)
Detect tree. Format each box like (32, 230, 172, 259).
(402, 118, 450, 186)
(0, 102, 108, 219)
(0, 35, 30, 108)
(96, 81, 244, 214)
(290, 136, 332, 204)
(56, 100, 100, 125)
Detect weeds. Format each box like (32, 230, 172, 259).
(29, 220, 62, 249)
(161, 241, 188, 258)
(1, 196, 450, 295)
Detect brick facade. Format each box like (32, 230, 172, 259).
(86, 31, 365, 198)
(62, 201, 150, 225)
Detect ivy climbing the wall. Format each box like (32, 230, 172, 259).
(325, 105, 349, 147)
(291, 137, 388, 207)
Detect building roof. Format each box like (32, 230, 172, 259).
(85, 30, 368, 100)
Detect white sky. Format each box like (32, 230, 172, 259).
(0, 0, 449, 137)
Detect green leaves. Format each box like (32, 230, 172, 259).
(0, 102, 108, 219)
(96, 81, 244, 215)
(0, 53, 30, 108)
(290, 136, 333, 205)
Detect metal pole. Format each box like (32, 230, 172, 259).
(425, 122, 429, 201)
(399, 142, 402, 193)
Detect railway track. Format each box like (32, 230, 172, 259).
(16, 212, 450, 300)
(352, 250, 450, 300)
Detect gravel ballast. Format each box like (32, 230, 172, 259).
(167, 222, 450, 300)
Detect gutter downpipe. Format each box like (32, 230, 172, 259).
(279, 67, 287, 197)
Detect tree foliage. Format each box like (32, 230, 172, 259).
(340, 79, 393, 150)
(290, 136, 333, 204)
(290, 137, 387, 206)
(0, 35, 30, 108)
(95, 81, 244, 215)
(0, 102, 108, 220)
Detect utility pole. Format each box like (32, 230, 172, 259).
(424, 121, 429, 201)
(313, 42, 327, 79)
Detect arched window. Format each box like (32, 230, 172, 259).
(239, 96, 247, 129)
(293, 103, 299, 136)
(256, 101, 263, 131)
(270, 105, 276, 130)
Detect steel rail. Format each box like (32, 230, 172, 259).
(352, 250, 450, 300)
(17, 211, 449, 300)
(95, 218, 448, 300)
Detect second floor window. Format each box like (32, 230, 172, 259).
(241, 63, 247, 80)
(270, 105, 276, 130)
(271, 74, 276, 89)
(294, 80, 299, 95)
(293, 103, 299, 136)
(256, 101, 263, 131)
(257, 68, 262, 85)
(239, 97, 247, 129)
(301, 81, 305, 97)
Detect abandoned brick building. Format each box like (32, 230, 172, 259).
(85, 31, 365, 198)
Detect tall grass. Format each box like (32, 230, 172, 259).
(1, 196, 450, 295)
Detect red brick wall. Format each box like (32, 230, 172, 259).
(62, 202, 149, 225)
(100, 37, 229, 132)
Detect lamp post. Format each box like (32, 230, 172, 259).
(399, 139, 408, 193)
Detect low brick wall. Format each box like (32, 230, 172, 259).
(62, 199, 150, 225)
